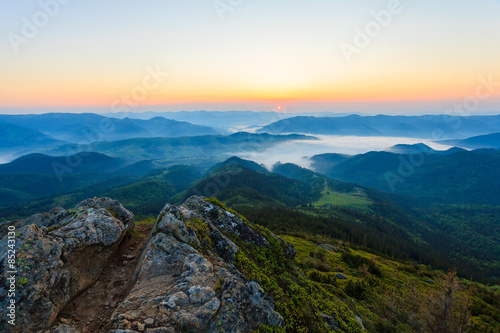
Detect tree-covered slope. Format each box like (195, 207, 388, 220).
(312, 150, 500, 205)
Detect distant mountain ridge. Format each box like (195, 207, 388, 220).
(0, 113, 220, 144)
(0, 122, 67, 153)
(35, 132, 316, 164)
(386, 143, 467, 155)
(0, 152, 125, 174)
(258, 114, 500, 139)
(439, 132, 500, 149)
(100, 110, 356, 130)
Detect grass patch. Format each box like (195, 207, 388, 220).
(127, 228, 145, 238)
(136, 218, 156, 226)
(312, 188, 372, 210)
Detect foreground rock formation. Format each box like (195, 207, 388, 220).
(0, 198, 134, 332)
(0, 196, 289, 332)
(107, 196, 285, 333)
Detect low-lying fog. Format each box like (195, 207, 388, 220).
(0, 136, 455, 169)
(229, 135, 454, 170)
(0, 154, 18, 164)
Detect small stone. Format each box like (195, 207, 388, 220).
(335, 273, 348, 279)
(137, 322, 146, 331)
(145, 317, 155, 327)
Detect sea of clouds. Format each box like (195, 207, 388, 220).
(229, 135, 454, 170)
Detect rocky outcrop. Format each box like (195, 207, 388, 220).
(0, 198, 134, 332)
(108, 196, 287, 332)
(0, 196, 291, 333)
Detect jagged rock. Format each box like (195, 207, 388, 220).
(0, 207, 65, 236)
(278, 236, 297, 259)
(109, 196, 287, 332)
(182, 196, 271, 248)
(319, 243, 338, 253)
(206, 222, 238, 262)
(336, 273, 348, 280)
(0, 198, 134, 332)
(156, 205, 200, 247)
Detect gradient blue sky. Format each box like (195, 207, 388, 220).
(0, 0, 499, 114)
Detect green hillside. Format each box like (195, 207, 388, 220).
(313, 150, 500, 205)
(195, 199, 500, 332)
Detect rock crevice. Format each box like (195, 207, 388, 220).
(1, 196, 291, 333)
(0, 197, 134, 332)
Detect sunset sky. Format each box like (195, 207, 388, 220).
(0, 0, 499, 114)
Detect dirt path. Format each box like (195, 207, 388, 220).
(57, 224, 153, 333)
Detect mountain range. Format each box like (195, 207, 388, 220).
(100, 110, 357, 131)
(0, 122, 67, 154)
(258, 114, 500, 139)
(0, 113, 220, 144)
(440, 132, 500, 149)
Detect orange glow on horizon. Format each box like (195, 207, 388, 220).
(1, 75, 498, 109)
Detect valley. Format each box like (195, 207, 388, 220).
(1, 112, 499, 332)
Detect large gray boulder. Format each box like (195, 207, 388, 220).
(108, 196, 287, 332)
(0, 198, 134, 332)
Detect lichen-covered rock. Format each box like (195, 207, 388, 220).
(319, 243, 338, 253)
(277, 235, 297, 259)
(155, 204, 200, 247)
(183, 196, 271, 248)
(109, 196, 288, 332)
(206, 222, 238, 262)
(0, 207, 65, 235)
(0, 197, 134, 332)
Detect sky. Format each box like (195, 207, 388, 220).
(0, 0, 499, 114)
